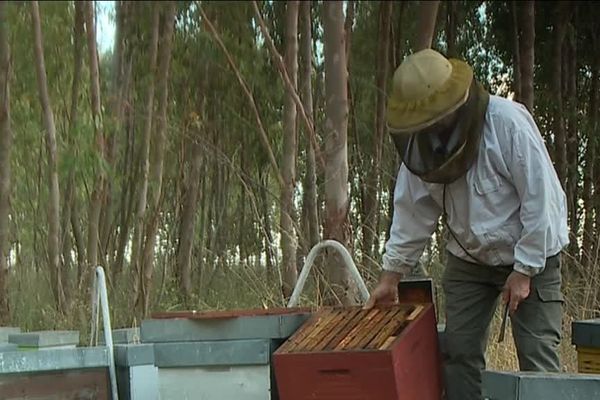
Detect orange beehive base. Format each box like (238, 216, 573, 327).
(273, 304, 443, 400)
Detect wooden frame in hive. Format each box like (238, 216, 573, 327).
(273, 303, 442, 400)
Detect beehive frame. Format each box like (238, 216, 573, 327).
(277, 304, 424, 354)
(273, 303, 443, 400)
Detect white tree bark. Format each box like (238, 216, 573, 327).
(323, 1, 356, 306)
(281, 0, 299, 299)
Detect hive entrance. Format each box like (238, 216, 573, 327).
(278, 304, 424, 353)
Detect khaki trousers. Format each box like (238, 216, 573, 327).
(441, 252, 563, 400)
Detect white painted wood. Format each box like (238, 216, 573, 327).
(158, 365, 271, 400)
(130, 365, 159, 400)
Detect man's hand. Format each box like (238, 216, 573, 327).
(502, 270, 531, 313)
(364, 271, 403, 310)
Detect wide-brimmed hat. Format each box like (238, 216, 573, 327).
(386, 49, 474, 134)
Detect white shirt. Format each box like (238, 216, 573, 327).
(382, 95, 569, 277)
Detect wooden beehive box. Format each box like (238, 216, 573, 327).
(572, 319, 600, 374)
(143, 307, 313, 400)
(273, 303, 442, 400)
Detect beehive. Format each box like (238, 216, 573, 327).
(572, 319, 600, 374)
(273, 303, 442, 400)
(142, 307, 313, 400)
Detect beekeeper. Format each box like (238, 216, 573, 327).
(365, 49, 569, 400)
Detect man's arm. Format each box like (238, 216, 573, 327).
(503, 105, 568, 277)
(382, 164, 442, 276)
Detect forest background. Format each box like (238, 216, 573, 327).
(0, 0, 598, 372)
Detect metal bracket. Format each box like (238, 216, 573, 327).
(287, 240, 370, 308)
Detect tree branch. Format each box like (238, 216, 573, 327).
(199, 6, 285, 189)
(251, 0, 325, 171)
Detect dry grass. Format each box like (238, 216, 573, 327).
(6, 246, 599, 376)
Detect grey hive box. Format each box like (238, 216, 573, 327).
(8, 330, 79, 350)
(0, 327, 20, 342)
(572, 319, 600, 348)
(142, 308, 313, 400)
(482, 370, 600, 400)
(114, 343, 158, 400)
(0, 347, 111, 399)
(154, 339, 281, 400)
(572, 319, 600, 373)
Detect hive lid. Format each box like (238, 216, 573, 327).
(8, 330, 80, 348)
(276, 304, 427, 354)
(142, 307, 313, 343)
(150, 306, 313, 320)
(482, 370, 600, 400)
(0, 347, 108, 374)
(572, 319, 600, 348)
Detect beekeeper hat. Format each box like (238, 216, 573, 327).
(386, 49, 474, 133)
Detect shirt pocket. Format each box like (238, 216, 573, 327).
(474, 174, 501, 195)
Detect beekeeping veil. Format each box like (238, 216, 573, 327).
(386, 49, 490, 184)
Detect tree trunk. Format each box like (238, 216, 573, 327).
(31, 1, 65, 313)
(566, 22, 579, 258)
(300, 0, 319, 252)
(363, 1, 392, 272)
(518, 0, 535, 113)
(280, 0, 299, 299)
(446, 1, 457, 57)
(260, 170, 275, 283)
(322, 1, 356, 306)
(176, 140, 201, 301)
(139, 2, 176, 317)
(344, 0, 354, 66)
(392, 2, 407, 70)
(61, 1, 85, 306)
(415, 1, 440, 51)
(84, 0, 106, 279)
(582, 50, 598, 266)
(100, 1, 130, 261)
(0, 1, 12, 324)
(114, 70, 135, 276)
(176, 94, 205, 302)
(552, 3, 572, 189)
(511, 1, 521, 103)
(131, 3, 160, 307)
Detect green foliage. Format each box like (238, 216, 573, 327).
(1, 3, 599, 376)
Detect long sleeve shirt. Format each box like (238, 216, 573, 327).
(382, 95, 569, 277)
